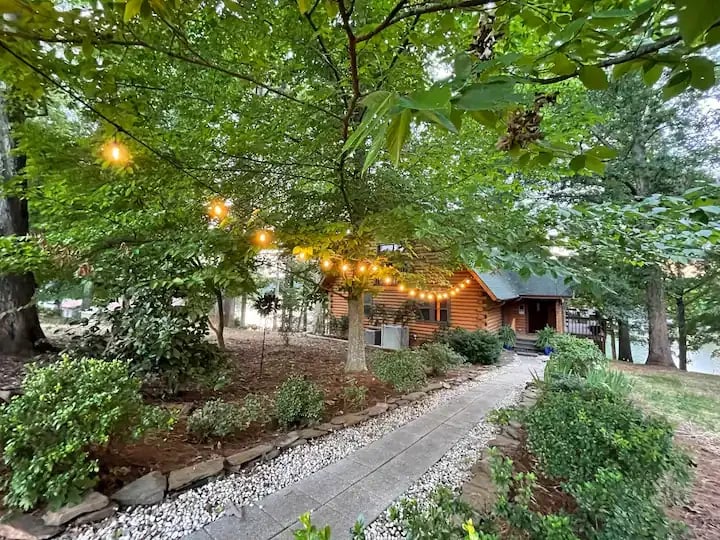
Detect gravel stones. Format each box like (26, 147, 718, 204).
(43, 491, 109, 526)
(60, 361, 521, 540)
(168, 458, 224, 491)
(0, 514, 62, 540)
(112, 471, 167, 506)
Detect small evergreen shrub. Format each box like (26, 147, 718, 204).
(342, 379, 368, 411)
(547, 334, 607, 377)
(438, 329, 502, 365)
(418, 342, 466, 375)
(497, 325, 516, 348)
(371, 350, 427, 392)
(275, 376, 325, 427)
(241, 393, 274, 426)
(0, 356, 165, 510)
(187, 394, 274, 441)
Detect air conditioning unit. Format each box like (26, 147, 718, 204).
(364, 327, 382, 346)
(381, 324, 410, 350)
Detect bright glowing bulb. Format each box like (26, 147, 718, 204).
(398, 284, 406, 292)
(341, 263, 350, 272)
(371, 265, 379, 273)
(322, 259, 332, 270)
(450, 290, 457, 296)
(442, 293, 448, 299)
(409, 289, 416, 296)
(419, 292, 426, 299)
(383, 276, 392, 285)
(297, 252, 307, 261)
(427, 293, 434, 300)
(258, 232, 267, 243)
(111, 145, 121, 160)
(358, 264, 367, 273)
(460, 283, 466, 288)
(213, 205, 223, 216)
(103, 140, 130, 165)
(464, 278, 471, 284)
(208, 199, 228, 220)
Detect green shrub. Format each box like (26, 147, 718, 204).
(438, 328, 502, 365)
(535, 325, 556, 349)
(69, 287, 224, 394)
(188, 394, 274, 441)
(547, 335, 607, 377)
(0, 356, 165, 510)
(418, 342, 466, 375)
(342, 379, 368, 411)
(525, 389, 682, 489)
(371, 350, 427, 392)
(275, 376, 325, 427)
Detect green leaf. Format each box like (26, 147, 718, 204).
(569, 155, 586, 171)
(676, 0, 720, 45)
(584, 155, 605, 175)
(403, 85, 451, 110)
(612, 60, 641, 81)
(386, 109, 412, 166)
(297, 0, 311, 14)
(453, 53, 472, 81)
(324, 0, 338, 18)
(687, 56, 716, 90)
(706, 26, 720, 46)
(124, 0, 143, 22)
(662, 71, 691, 100)
(550, 54, 577, 76)
(578, 65, 609, 90)
(417, 109, 458, 133)
(454, 82, 519, 111)
(642, 62, 664, 86)
(586, 146, 618, 160)
(469, 110, 498, 128)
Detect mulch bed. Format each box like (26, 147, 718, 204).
(40, 328, 403, 494)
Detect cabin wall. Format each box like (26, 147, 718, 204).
(555, 299, 566, 333)
(327, 270, 498, 343)
(502, 300, 527, 333)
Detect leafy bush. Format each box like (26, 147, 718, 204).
(0, 357, 165, 510)
(497, 325, 516, 348)
(418, 342, 466, 375)
(69, 287, 224, 394)
(438, 328, 502, 365)
(328, 315, 349, 337)
(342, 379, 368, 411)
(188, 394, 274, 441)
(526, 389, 681, 488)
(275, 376, 325, 427)
(547, 334, 607, 377)
(371, 350, 427, 392)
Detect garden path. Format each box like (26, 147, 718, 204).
(182, 357, 540, 540)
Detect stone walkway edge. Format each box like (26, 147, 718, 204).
(182, 359, 536, 540)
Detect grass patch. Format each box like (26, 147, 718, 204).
(625, 369, 720, 434)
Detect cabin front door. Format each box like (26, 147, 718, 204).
(527, 300, 557, 333)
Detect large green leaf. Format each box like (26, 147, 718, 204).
(453, 82, 519, 111)
(676, 0, 720, 45)
(124, 0, 143, 22)
(687, 56, 716, 90)
(578, 65, 609, 90)
(662, 70, 691, 99)
(297, 0, 312, 14)
(402, 85, 451, 111)
(386, 109, 412, 166)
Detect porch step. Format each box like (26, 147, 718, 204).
(516, 350, 539, 357)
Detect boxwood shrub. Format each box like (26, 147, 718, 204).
(438, 328, 502, 365)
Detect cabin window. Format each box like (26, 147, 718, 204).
(363, 292, 374, 317)
(418, 299, 450, 323)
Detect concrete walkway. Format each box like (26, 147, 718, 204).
(184, 358, 538, 540)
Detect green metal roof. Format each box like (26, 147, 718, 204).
(473, 270, 573, 301)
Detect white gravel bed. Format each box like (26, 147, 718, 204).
(61, 362, 517, 540)
(364, 386, 525, 540)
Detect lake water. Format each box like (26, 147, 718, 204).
(608, 341, 720, 374)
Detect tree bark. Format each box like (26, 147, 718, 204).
(608, 319, 617, 360)
(214, 289, 225, 350)
(645, 267, 674, 367)
(345, 293, 367, 371)
(676, 292, 688, 371)
(0, 95, 47, 355)
(239, 293, 247, 327)
(618, 319, 633, 362)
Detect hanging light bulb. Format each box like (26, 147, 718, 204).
(464, 278, 471, 284)
(341, 262, 350, 272)
(419, 292, 426, 299)
(358, 263, 367, 274)
(297, 251, 307, 261)
(254, 230, 271, 246)
(371, 264, 379, 273)
(398, 284, 406, 292)
(460, 283, 466, 289)
(427, 293, 434, 300)
(409, 289, 417, 297)
(322, 259, 333, 270)
(450, 290, 457, 296)
(208, 199, 228, 220)
(383, 276, 392, 285)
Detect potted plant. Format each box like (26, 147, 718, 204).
(535, 325, 556, 355)
(498, 325, 516, 350)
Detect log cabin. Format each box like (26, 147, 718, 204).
(326, 269, 572, 345)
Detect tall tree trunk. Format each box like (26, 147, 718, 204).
(618, 319, 633, 362)
(345, 293, 367, 371)
(608, 319, 617, 360)
(239, 293, 247, 327)
(645, 267, 674, 367)
(676, 292, 688, 371)
(0, 94, 47, 355)
(222, 296, 235, 327)
(214, 288, 225, 350)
